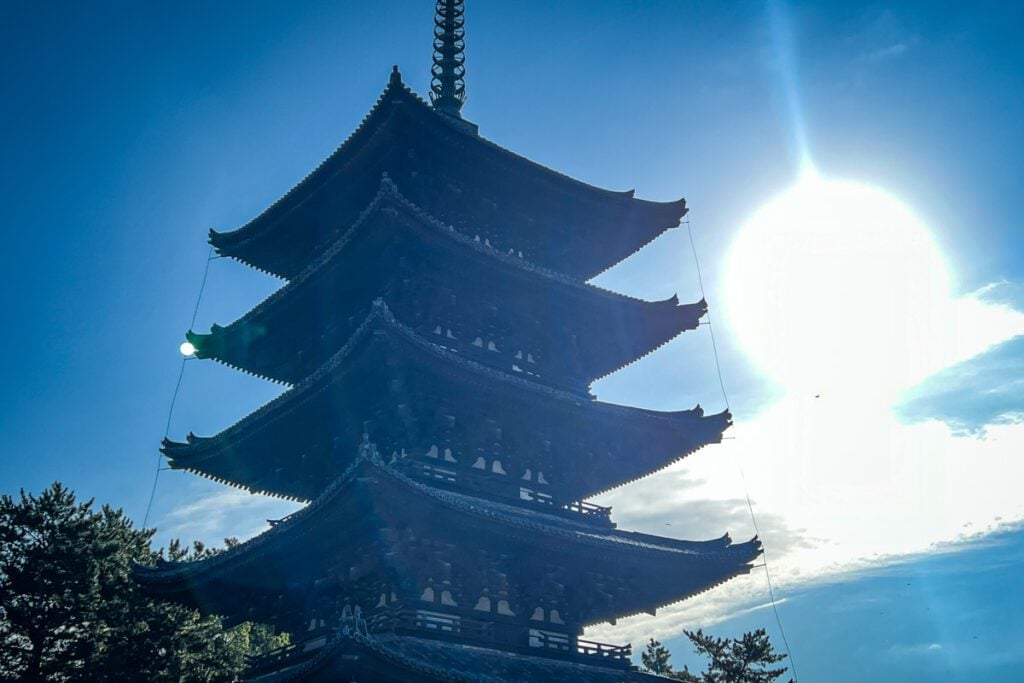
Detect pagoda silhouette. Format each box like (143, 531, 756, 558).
(136, 2, 761, 680)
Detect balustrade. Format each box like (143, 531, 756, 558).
(248, 608, 633, 675)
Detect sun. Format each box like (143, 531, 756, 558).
(724, 172, 951, 403)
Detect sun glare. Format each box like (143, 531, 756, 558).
(725, 173, 951, 402)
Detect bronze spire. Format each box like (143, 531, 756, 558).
(429, 0, 466, 117)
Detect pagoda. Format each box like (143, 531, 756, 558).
(136, 2, 761, 680)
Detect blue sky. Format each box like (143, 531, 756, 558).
(2, 2, 1023, 680)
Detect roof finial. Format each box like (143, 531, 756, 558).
(429, 0, 466, 118)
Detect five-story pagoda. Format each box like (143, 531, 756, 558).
(136, 3, 761, 680)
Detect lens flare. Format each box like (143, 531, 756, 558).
(725, 174, 950, 402)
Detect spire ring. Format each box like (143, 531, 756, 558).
(429, 0, 467, 116)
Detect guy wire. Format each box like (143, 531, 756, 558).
(142, 246, 216, 529)
(684, 216, 799, 682)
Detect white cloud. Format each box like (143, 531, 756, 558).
(587, 284, 1024, 645)
(157, 483, 301, 549)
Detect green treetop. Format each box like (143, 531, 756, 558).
(0, 483, 285, 682)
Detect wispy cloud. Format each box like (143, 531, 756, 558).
(847, 9, 922, 65)
(898, 337, 1024, 435)
(888, 642, 943, 656)
(866, 41, 913, 62)
(898, 282, 1024, 434)
(157, 484, 301, 549)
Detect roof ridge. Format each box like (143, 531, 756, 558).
(210, 72, 423, 247)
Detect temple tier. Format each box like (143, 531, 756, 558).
(137, 5, 759, 679)
(189, 180, 706, 391)
(162, 300, 730, 505)
(138, 443, 758, 637)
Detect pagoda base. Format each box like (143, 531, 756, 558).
(247, 629, 666, 683)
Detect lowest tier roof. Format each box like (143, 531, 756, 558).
(189, 178, 705, 390)
(163, 300, 731, 502)
(137, 445, 760, 630)
(248, 631, 675, 683)
(209, 67, 686, 281)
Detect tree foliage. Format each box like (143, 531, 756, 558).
(640, 638, 700, 681)
(641, 638, 676, 675)
(640, 629, 792, 682)
(0, 483, 286, 682)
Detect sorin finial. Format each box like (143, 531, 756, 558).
(429, 0, 466, 117)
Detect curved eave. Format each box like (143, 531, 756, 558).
(590, 297, 707, 385)
(209, 71, 687, 279)
(207, 72, 408, 257)
(585, 196, 687, 280)
(582, 408, 731, 499)
(249, 631, 673, 683)
(581, 536, 763, 628)
(246, 631, 475, 683)
(192, 181, 705, 386)
(184, 329, 293, 388)
(458, 133, 687, 279)
(421, 99, 689, 270)
(167, 461, 306, 503)
(162, 299, 724, 474)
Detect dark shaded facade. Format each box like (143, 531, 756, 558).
(137, 3, 760, 680)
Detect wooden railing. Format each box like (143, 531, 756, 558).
(367, 607, 632, 668)
(249, 609, 633, 674)
(365, 608, 514, 645)
(400, 459, 614, 525)
(562, 499, 613, 521)
(245, 635, 328, 677)
(530, 630, 630, 660)
(577, 637, 632, 661)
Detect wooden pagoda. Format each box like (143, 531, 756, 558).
(137, 3, 761, 680)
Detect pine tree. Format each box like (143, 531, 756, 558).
(640, 638, 699, 681)
(0, 483, 286, 682)
(641, 638, 674, 675)
(683, 629, 792, 683)
(640, 629, 791, 682)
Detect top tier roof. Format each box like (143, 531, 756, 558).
(209, 67, 687, 280)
